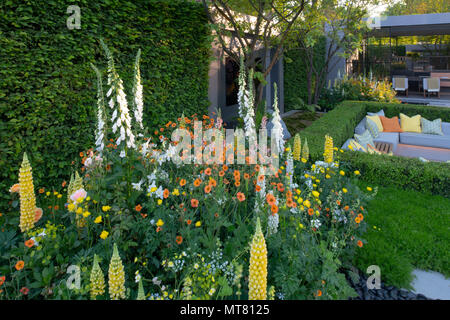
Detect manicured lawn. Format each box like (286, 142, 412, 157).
(283, 111, 323, 135)
(354, 182, 450, 289)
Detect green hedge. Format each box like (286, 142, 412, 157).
(283, 38, 326, 111)
(296, 101, 450, 197)
(0, 0, 211, 208)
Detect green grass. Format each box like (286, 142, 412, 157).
(354, 182, 450, 289)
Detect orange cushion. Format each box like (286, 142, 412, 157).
(379, 116, 403, 132)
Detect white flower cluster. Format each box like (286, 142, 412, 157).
(91, 63, 108, 154)
(237, 55, 256, 137)
(311, 219, 322, 229)
(271, 83, 285, 154)
(267, 212, 279, 236)
(285, 150, 294, 189)
(133, 49, 144, 133)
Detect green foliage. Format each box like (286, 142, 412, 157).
(354, 182, 450, 288)
(294, 101, 450, 197)
(283, 38, 326, 112)
(0, 0, 211, 209)
(319, 76, 399, 109)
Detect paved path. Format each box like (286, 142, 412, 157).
(409, 269, 450, 300)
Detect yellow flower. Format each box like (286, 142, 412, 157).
(339, 170, 345, 176)
(100, 230, 109, 240)
(195, 221, 202, 227)
(296, 189, 301, 195)
(297, 197, 303, 204)
(248, 218, 267, 300)
(82, 211, 91, 218)
(293, 134, 301, 161)
(156, 219, 164, 227)
(157, 199, 162, 205)
(76, 207, 83, 214)
(68, 203, 75, 212)
(325, 174, 331, 179)
(342, 188, 348, 193)
(150, 187, 157, 193)
(76, 197, 84, 204)
(354, 170, 360, 175)
(323, 134, 334, 163)
(312, 191, 320, 198)
(303, 199, 311, 208)
(18, 153, 36, 233)
(57, 194, 62, 199)
(301, 158, 307, 164)
(94, 216, 102, 224)
(102, 206, 111, 212)
(108, 243, 126, 300)
(90, 254, 105, 300)
(53, 191, 58, 196)
(172, 189, 180, 196)
(367, 186, 373, 192)
(46, 191, 51, 196)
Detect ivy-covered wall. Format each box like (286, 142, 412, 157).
(283, 38, 326, 111)
(0, 0, 211, 207)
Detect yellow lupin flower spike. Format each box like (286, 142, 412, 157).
(302, 138, 309, 161)
(324, 134, 334, 163)
(90, 254, 105, 300)
(293, 133, 301, 161)
(108, 243, 126, 300)
(137, 278, 145, 300)
(19, 152, 36, 233)
(249, 218, 267, 300)
(67, 173, 74, 203)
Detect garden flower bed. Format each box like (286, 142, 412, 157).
(0, 43, 375, 300)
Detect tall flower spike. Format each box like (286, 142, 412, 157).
(100, 39, 135, 154)
(91, 63, 108, 154)
(67, 173, 74, 203)
(293, 133, 301, 161)
(324, 134, 334, 163)
(238, 54, 247, 120)
(137, 278, 145, 300)
(108, 243, 126, 300)
(249, 218, 267, 300)
(271, 83, 285, 154)
(302, 137, 309, 161)
(90, 254, 105, 300)
(132, 49, 144, 132)
(18, 152, 36, 233)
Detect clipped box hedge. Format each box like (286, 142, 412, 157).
(297, 101, 450, 197)
(0, 0, 211, 209)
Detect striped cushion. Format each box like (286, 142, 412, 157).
(348, 139, 367, 152)
(354, 130, 375, 150)
(366, 118, 380, 138)
(421, 117, 443, 135)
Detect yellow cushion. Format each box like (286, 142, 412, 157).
(400, 113, 422, 133)
(366, 115, 383, 132)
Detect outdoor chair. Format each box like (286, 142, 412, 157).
(423, 77, 440, 98)
(392, 77, 408, 96)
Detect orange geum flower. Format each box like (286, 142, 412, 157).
(236, 192, 245, 202)
(204, 168, 212, 176)
(25, 239, 34, 248)
(163, 189, 170, 199)
(266, 194, 276, 206)
(34, 208, 43, 223)
(135, 204, 143, 212)
(204, 185, 211, 194)
(357, 240, 363, 247)
(179, 179, 186, 187)
(218, 170, 225, 177)
(176, 236, 183, 245)
(271, 205, 278, 214)
(191, 199, 199, 208)
(15, 260, 25, 271)
(234, 180, 241, 187)
(208, 178, 217, 187)
(193, 178, 202, 187)
(277, 183, 284, 192)
(308, 208, 314, 216)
